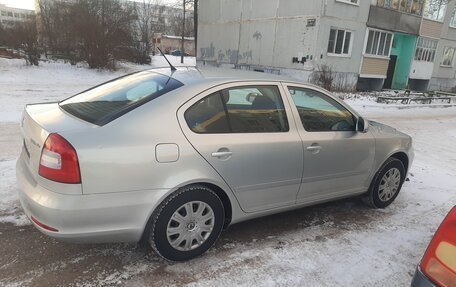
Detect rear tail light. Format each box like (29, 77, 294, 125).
(420, 207, 456, 287)
(39, 133, 81, 184)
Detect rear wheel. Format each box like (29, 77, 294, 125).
(148, 185, 224, 261)
(364, 157, 406, 208)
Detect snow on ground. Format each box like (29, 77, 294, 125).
(0, 58, 455, 286)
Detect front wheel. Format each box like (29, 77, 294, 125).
(147, 185, 225, 261)
(364, 157, 406, 208)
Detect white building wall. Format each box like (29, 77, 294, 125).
(198, 0, 370, 88)
(409, 61, 434, 79)
(198, 0, 323, 68)
(0, 4, 34, 28)
(429, 0, 456, 91)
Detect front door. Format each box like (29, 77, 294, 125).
(178, 83, 303, 212)
(384, 55, 397, 89)
(284, 85, 375, 202)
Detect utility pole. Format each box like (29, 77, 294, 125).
(194, 0, 198, 59)
(181, 0, 185, 64)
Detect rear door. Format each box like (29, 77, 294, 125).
(282, 84, 375, 202)
(178, 82, 303, 213)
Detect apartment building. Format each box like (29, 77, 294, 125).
(428, 0, 456, 91)
(0, 4, 35, 28)
(198, 0, 456, 91)
(361, 0, 456, 91)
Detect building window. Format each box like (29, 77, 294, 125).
(441, 47, 455, 67)
(327, 28, 352, 56)
(450, 8, 456, 27)
(423, 0, 447, 21)
(365, 29, 393, 57)
(377, 0, 424, 15)
(415, 37, 438, 62)
(336, 0, 359, 5)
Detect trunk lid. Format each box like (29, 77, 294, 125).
(20, 103, 94, 194)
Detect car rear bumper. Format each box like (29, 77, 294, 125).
(16, 154, 169, 243)
(411, 267, 436, 287)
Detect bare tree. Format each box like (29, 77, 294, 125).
(309, 64, 335, 91)
(8, 18, 40, 65)
(36, 0, 137, 68)
(0, 22, 6, 46)
(71, 0, 136, 68)
(37, 0, 78, 61)
(21, 20, 40, 66)
(33, 0, 198, 68)
(168, 0, 195, 62)
(193, 0, 198, 58)
(133, 0, 165, 62)
(167, 1, 194, 37)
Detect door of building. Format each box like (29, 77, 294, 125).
(384, 55, 397, 89)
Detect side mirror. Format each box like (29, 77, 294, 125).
(357, 117, 369, 133)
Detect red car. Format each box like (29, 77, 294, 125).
(411, 207, 456, 287)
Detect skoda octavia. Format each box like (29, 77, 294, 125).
(17, 67, 413, 261)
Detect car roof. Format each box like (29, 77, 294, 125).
(142, 66, 320, 88)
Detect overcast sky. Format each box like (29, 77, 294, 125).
(0, 0, 179, 11)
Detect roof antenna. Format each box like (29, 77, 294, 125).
(157, 47, 176, 71)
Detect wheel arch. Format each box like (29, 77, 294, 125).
(367, 149, 410, 192)
(389, 151, 409, 173)
(140, 181, 234, 243)
(197, 182, 233, 228)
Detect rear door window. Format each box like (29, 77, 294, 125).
(224, 86, 289, 133)
(184, 92, 230, 133)
(60, 71, 183, 125)
(184, 85, 289, 133)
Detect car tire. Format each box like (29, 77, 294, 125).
(363, 157, 406, 208)
(147, 185, 225, 261)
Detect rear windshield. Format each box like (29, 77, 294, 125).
(59, 71, 183, 125)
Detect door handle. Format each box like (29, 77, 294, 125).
(306, 146, 322, 151)
(306, 145, 322, 154)
(211, 151, 233, 158)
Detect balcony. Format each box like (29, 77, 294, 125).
(367, 5, 421, 35)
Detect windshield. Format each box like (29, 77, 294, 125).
(59, 71, 183, 125)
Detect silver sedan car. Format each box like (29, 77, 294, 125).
(17, 67, 414, 261)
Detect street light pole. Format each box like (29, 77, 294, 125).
(181, 0, 185, 64)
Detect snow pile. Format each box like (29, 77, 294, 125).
(0, 159, 29, 226)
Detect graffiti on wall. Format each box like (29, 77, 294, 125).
(200, 42, 215, 58)
(201, 42, 253, 65)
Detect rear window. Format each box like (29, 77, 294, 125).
(59, 71, 183, 125)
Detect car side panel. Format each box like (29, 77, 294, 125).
(176, 81, 304, 213)
(368, 122, 414, 179)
